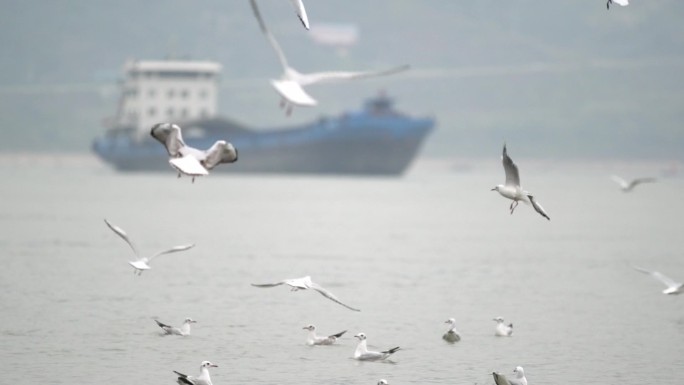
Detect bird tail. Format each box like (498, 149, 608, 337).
(383, 346, 401, 355)
(331, 330, 347, 338)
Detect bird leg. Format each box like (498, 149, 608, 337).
(177, 172, 181, 178)
(510, 200, 519, 214)
(280, 98, 286, 109)
(286, 105, 293, 117)
(192, 176, 195, 183)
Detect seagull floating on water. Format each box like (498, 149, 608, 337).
(377, 380, 389, 385)
(493, 317, 513, 337)
(250, 0, 409, 116)
(442, 318, 461, 343)
(353, 332, 400, 361)
(493, 366, 527, 385)
(174, 361, 218, 385)
(251, 275, 360, 311)
(611, 175, 656, 192)
(607, 0, 629, 10)
(491, 144, 550, 220)
(104, 219, 195, 275)
(303, 324, 347, 345)
(150, 122, 238, 182)
(155, 318, 197, 336)
(633, 266, 683, 295)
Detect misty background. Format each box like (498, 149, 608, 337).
(1, 0, 682, 159)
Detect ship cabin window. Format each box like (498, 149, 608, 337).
(148, 107, 157, 117)
(167, 107, 174, 117)
(167, 89, 175, 99)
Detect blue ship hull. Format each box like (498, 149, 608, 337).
(92, 95, 434, 176)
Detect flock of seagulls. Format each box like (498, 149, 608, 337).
(95, 2, 678, 384)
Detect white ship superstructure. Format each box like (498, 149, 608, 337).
(114, 60, 222, 135)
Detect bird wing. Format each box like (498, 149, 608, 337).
(310, 282, 361, 311)
(610, 175, 628, 189)
(290, 0, 309, 29)
(169, 155, 210, 177)
(148, 244, 195, 262)
(151, 123, 186, 157)
(251, 281, 286, 288)
(203, 141, 238, 170)
(299, 65, 410, 86)
(527, 195, 550, 220)
(329, 330, 347, 339)
(492, 372, 512, 385)
(104, 219, 139, 257)
(502, 144, 520, 187)
(628, 177, 656, 190)
(173, 371, 194, 385)
(250, 0, 290, 70)
(613, 0, 629, 5)
(155, 320, 172, 329)
(633, 266, 679, 288)
(271, 80, 318, 106)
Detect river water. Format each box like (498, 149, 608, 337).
(1, 155, 682, 384)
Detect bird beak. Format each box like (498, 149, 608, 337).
(490, 187, 496, 191)
(211, 364, 218, 368)
(302, 326, 308, 329)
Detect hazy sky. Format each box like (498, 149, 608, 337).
(0, 1, 682, 158)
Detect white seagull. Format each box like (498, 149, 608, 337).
(442, 318, 461, 343)
(611, 175, 656, 192)
(174, 361, 218, 385)
(493, 317, 513, 337)
(155, 318, 197, 336)
(103, 219, 195, 275)
(251, 275, 360, 311)
(250, 0, 409, 116)
(150, 122, 238, 182)
(290, 0, 309, 30)
(493, 366, 528, 385)
(633, 266, 683, 295)
(491, 144, 550, 221)
(303, 324, 347, 345)
(377, 380, 389, 385)
(607, 0, 629, 10)
(353, 333, 400, 361)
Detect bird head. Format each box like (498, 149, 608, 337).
(303, 324, 316, 331)
(354, 332, 367, 341)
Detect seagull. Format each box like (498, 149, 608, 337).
(607, 0, 629, 10)
(251, 275, 360, 311)
(303, 324, 347, 345)
(633, 266, 683, 295)
(249, 0, 409, 116)
(174, 361, 218, 385)
(377, 380, 389, 385)
(611, 175, 656, 192)
(353, 333, 400, 361)
(155, 318, 197, 336)
(493, 366, 528, 385)
(491, 144, 550, 221)
(103, 219, 195, 275)
(290, 0, 309, 30)
(493, 317, 513, 337)
(442, 318, 461, 343)
(150, 122, 238, 182)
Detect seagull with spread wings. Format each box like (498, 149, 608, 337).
(633, 266, 683, 295)
(611, 175, 656, 192)
(251, 275, 360, 311)
(249, 0, 409, 116)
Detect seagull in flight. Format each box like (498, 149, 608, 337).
(442, 318, 461, 343)
(155, 318, 197, 336)
(493, 316, 513, 337)
(493, 366, 528, 385)
(174, 361, 218, 385)
(353, 333, 400, 361)
(303, 324, 347, 345)
(491, 144, 550, 220)
(633, 266, 683, 295)
(150, 122, 238, 183)
(249, 0, 409, 116)
(611, 175, 656, 192)
(607, 0, 629, 10)
(251, 276, 360, 311)
(104, 219, 195, 275)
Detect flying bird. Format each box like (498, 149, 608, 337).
(155, 318, 197, 336)
(611, 175, 656, 192)
(607, 0, 629, 10)
(491, 144, 550, 220)
(353, 333, 400, 361)
(442, 318, 461, 343)
(290, 0, 309, 29)
(633, 266, 683, 295)
(251, 276, 360, 311)
(150, 122, 238, 182)
(303, 324, 347, 345)
(493, 366, 528, 385)
(493, 317, 513, 337)
(249, 0, 409, 115)
(174, 361, 218, 385)
(104, 219, 195, 275)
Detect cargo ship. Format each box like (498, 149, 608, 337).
(92, 60, 434, 175)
